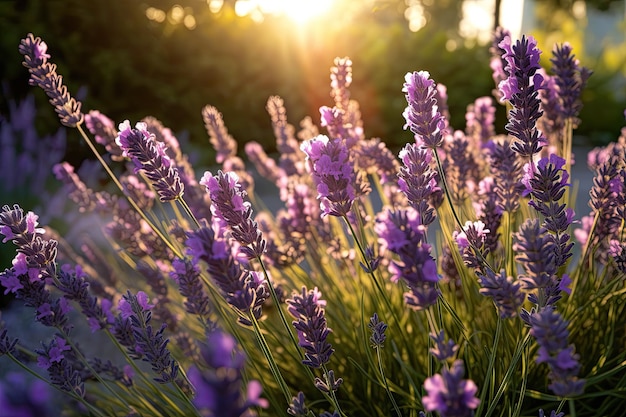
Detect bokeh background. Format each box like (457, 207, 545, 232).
(1, 0, 624, 157)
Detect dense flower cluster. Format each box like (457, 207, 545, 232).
(402, 71, 448, 148)
(499, 35, 546, 158)
(2, 29, 624, 417)
(301, 134, 356, 217)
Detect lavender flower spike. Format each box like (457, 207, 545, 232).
(287, 286, 335, 370)
(499, 35, 546, 158)
(118, 291, 179, 383)
(116, 120, 184, 202)
(528, 305, 585, 397)
(402, 71, 447, 148)
(429, 331, 459, 362)
(202, 105, 238, 164)
(398, 143, 441, 226)
(201, 170, 266, 259)
(550, 42, 592, 127)
(19, 33, 83, 127)
(422, 360, 480, 417)
(301, 134, 356, 217)
(188, 330, 268, 417)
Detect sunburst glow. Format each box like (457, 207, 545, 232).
(234, 0, 335, 24)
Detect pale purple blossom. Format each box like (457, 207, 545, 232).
(301, 134, 355, 217)
(402, 71, 448, 148)
(422, 360, 480, 417)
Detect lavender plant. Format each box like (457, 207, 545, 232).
(1, 30, 625, 417)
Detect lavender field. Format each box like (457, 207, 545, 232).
(0, 26, 625, 417)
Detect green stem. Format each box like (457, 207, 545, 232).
(483, 331, 532, 417)
(177, 197, 201, 229)
(475, 316, 503, 417)
(376, 347, 403, 417)
(249, 312, 292, 406)
(7, 352, 108, 417)
(76, 124, 182, 258)
(59, 328, 132, 410)
(321, 364, 348, 417)
(343, 215, 405, 336)
(431, 147, 496, 274)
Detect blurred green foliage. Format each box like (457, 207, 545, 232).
(0, 0, 623, 164)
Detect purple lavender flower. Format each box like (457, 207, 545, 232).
(444, 132, 479, 203)
(301, 135, 356, 217)
(115, 120, 184, 202)
(19, 33, 83, 127)
(513, 219, 561, 307)
(0, 316, 18, 357)
(202, 105, 238, 164)
(287, 392, 309, 417)
(330, 57, 352, 111)
(118, 291, 179, 383)
(323, 57, 364, 148)
(53, 162, 112, 213)
(476, 177, 503, 253)
(368, 313, 388, 348)
(609, 239, 626, 273)
(538, 70, 566, 146)
(186, 221, 268, 325)
(429, 331, 459, 362)
(287, 286, 335, 370)
(0, 206, 61, 304)
(490, 27, 512, 102)
(188, 329, 268, 417)
(550, 42, 592, 127)
(84, 110, 123, 160)
(422, 360, 480, 417)
(265, 96, 305, 177)
(499, 35, 546, 159)
(245, 141, 284, 184)
(582, 160, 623, 258)
(486, 137, 525, 213)
(398, 143, 441, 226)
(314, 369, 343, 394)
(36, 336, 85, 397)
(453, 220, 490, 271)
(526, 305, 585, 397)
(355, 138, 400, 185)
(466, 96, 496, 145)
(522, 154, 575, 268)
(0, 371, 55, 416)
(539, 410, 564, 417)
(375, 208, 439, 310)
(0, 94, 67, 197)
(402, 71, 448, 148)
(170, 258, 215, 329)
(55, 264, 112, 332)
(477, 269, 525, 318)
(201, 170, 266, 259)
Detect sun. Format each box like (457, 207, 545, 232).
(256, 0, 335, 24)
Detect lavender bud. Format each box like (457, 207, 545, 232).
(115, 120, 184, 202)
(202, 105, 237, 164)
(368, 313, 388, 348)
(287, 286, 335, 369)
(422, 360, 480, 417)
(499, 35, 546, 158)
(19, 33, 83, 127)
(402, 71, 448, 148)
